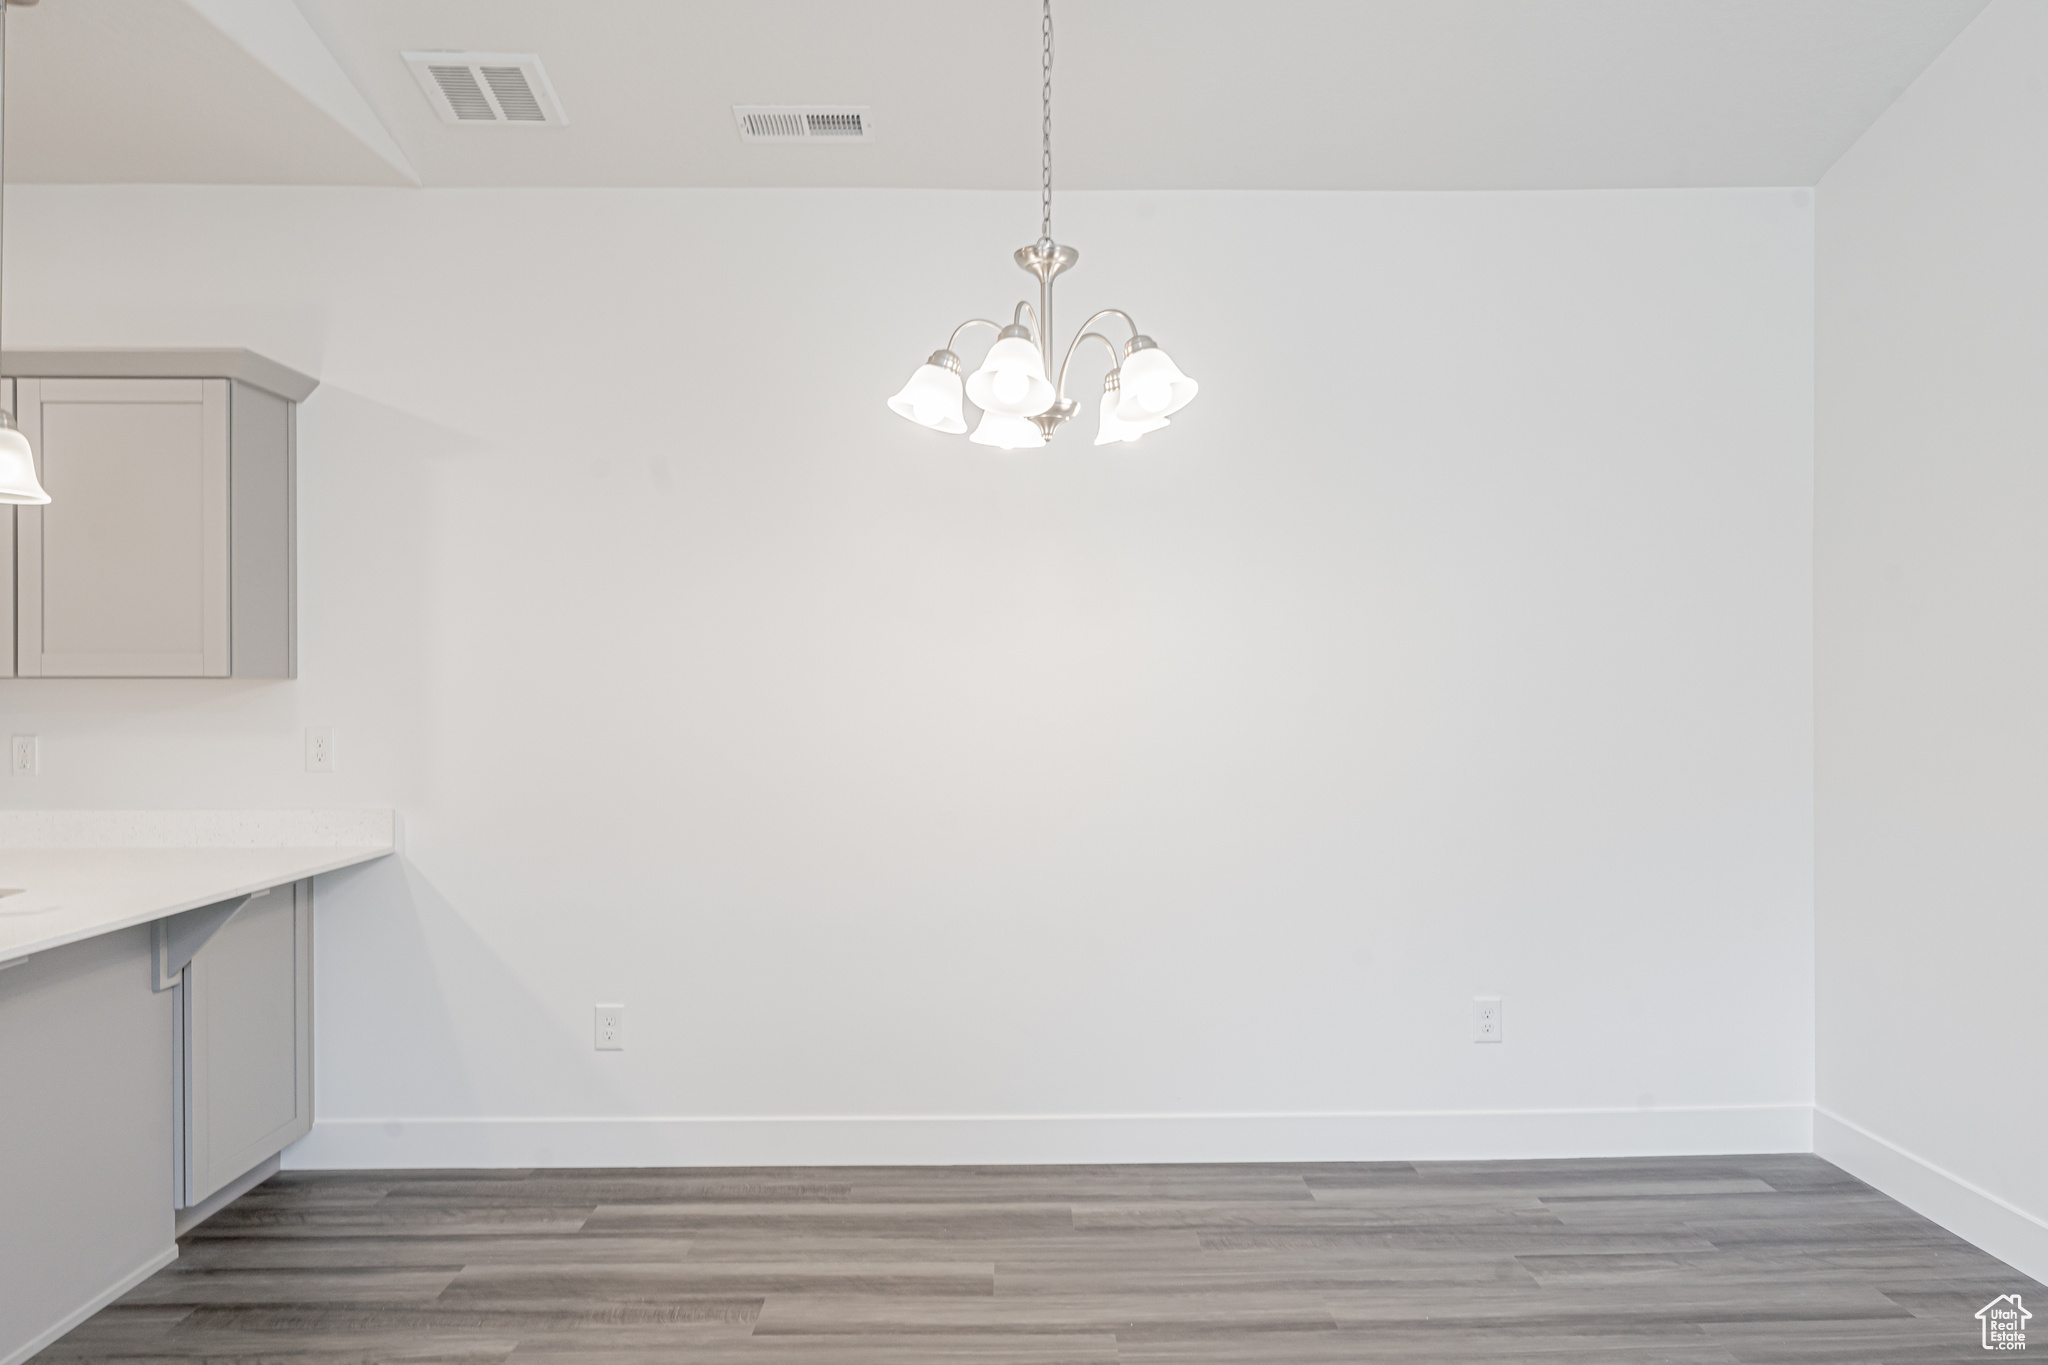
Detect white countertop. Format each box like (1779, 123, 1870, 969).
(0, 810, 395, 966)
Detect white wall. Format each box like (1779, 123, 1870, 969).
(0, 184, 1815, 1165)
(1815, 0, 2048, 1280)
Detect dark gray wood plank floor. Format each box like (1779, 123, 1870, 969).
(35, 1155, 2042, 1364)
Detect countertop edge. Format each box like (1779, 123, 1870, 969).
(0, 844, 394, 966)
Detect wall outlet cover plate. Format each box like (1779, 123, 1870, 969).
(1474, 996, 1503, 1043)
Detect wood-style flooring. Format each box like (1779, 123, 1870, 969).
(36, 1155, 2044, 1363)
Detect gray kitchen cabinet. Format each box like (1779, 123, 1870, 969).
(173, 879, 314, 1209)
(3, 350, 316, 679)
(0, 925, 175, 1363)
(1, 378, 14, 679)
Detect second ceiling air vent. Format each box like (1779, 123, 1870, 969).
(733, 107, 874, 143)
(404, 52, 569, 126)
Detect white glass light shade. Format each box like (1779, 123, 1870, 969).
(0, 424, 47, 505)
(1094, 380, 1169, 445)
(964, 334, 1056, 416)
(1114, 344, 1198, 422)
(887, 361, 967, 433)
(969, 409, 1046, 450)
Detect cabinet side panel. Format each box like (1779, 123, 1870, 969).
(202, 380, 229, 677)
(173, 976, 188, 1209)
(229, 382, 292, 679)
(286, 402, 297, 677)
(1, 378, 14, 678)
(187, 934, 211, 1201)
(15, 380, 41, 676)
(296, 880, 313, 1140)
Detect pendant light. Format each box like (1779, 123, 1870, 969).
(0, 0, 47, 506)
(887, 351, 968, 433)
(1094, 371, 1169, 445)
(887, 0, 1197, 449)
(969, 409, 1047, 451)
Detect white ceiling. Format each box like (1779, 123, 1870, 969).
(5, 0, 1992, 190)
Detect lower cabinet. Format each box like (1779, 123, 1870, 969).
(0, 927, 174, 1362)
(173, 879, 313, 1209)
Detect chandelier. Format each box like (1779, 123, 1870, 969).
(887, 0, 1197, 449)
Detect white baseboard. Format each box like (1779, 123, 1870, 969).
(1, 1243, 177, 1365)
(285, 1104, 1811, 1170)
(1815, 1107, 2048, 1284)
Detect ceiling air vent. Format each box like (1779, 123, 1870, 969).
(733, 106, 874, 144)
(404, 52, 568, 126)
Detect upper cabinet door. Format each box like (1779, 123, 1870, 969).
(16, 378, 231, 678)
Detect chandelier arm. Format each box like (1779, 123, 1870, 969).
(946, 317, 1004, 352)
(1012, 300, 1043, 339)
(1055, 331, 1122, 400)
(1070, 309, 1139, 346)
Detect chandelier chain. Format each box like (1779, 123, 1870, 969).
(1041, 0, 1053, 242)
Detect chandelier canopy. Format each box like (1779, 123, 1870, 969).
(888, 0, 1197, 450)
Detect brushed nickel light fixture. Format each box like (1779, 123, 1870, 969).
(0, 0, 47, 505)
(888, 0, 1197, 450)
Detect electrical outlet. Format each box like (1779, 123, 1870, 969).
(1474, 996, 1503, 1043)
(10, 735, 37, 778)
(305, 727, 335, 773)
(594, 1004, 626, 1051)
